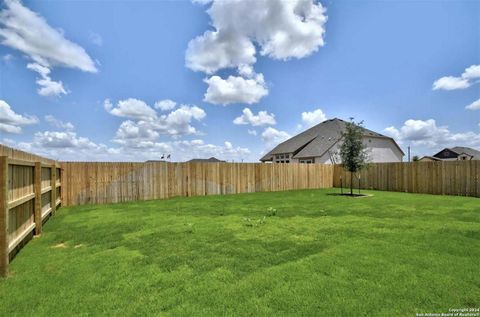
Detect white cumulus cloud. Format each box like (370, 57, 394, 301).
(12, 130, 119, 161)
(154, 99, 177, 111)
(105, 98, 157, 120)
(7, 132, 250, 162)
(0, 0, 97, 72)
(0, 100, 38, 133)
(186, 31, 256, 75)
(233, 108, 276, 126)
(106, 98, 207, 147)
(433, 64, 480, 90)
(33, 131, 97, 148)
(0, 0, 97, 96)
(462, 65, 480, 80)
(153, 105, 206, 135)
(27, 63, 67, 97)
(186, 0, 327, 106)
(204, 70, 268, 105)
(113, 120, 160, 147)
(261, 127, 290, 147)
(186, 0, 327, 74)
(301, 108, 327, 128)
(466, 98, 480, 110)
(432, 76, 470, 91)
(384, 118, 480, 155)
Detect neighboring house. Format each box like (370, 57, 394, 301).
(418, 156, 441, 162)
(186, 157, 226, 163)
(425, 146, 480, 161)
(260, 118, 404, 164)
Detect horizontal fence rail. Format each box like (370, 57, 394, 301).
(61, 162, 334, 206)
(0, 144, 61, 277)
(333, 161, 480, 197)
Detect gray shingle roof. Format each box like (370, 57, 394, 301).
(187, 157, 226, 163)
(449, 146, 480, 159)
(260, 118, 402, 161)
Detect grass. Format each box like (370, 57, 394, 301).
(0, 188, 479, 316)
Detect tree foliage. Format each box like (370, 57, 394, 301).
(339, 119, 369, 194)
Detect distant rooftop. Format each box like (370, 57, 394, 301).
(433, 146, 480, 160)
(186, 157, 226, 163)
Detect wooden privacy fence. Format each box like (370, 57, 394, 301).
(0, 157, 61, 277)
(61, 162, 334, 206)
(333, 161, 480, 197)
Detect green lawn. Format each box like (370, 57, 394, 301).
(1, 189, 479, 316)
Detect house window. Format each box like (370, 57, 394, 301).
(300, 159, 314, 164)
(274, 153, 291, 163)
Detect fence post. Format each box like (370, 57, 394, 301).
(0, 156, 8, 277)
(51, 164, 56, 215)
(34, 162, 42, 235)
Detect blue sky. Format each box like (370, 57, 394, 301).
(0, 0, 479, 161)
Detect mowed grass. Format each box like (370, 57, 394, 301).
(0, 189, 479, 316)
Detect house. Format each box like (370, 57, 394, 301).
(425, 146, 480, 161)
(260, 118, 404, 164)
(418, 156, 441, 162)
(186, 157, 226, 163)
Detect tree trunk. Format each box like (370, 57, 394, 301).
(350, 171, 353, 195)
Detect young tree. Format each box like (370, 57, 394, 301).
(339, 118, 369, 195)
(412, 155, 419, 162)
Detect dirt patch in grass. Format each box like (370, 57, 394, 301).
(51, 243, 68, 249)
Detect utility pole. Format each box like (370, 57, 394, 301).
(408, 146, 411, 162)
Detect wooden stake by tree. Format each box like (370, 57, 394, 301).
(339, 118, 368, 195)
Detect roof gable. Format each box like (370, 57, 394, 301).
(450, 146, 480, 158)
(261, 118, 402, 161)
(432, 147, 480, 160)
